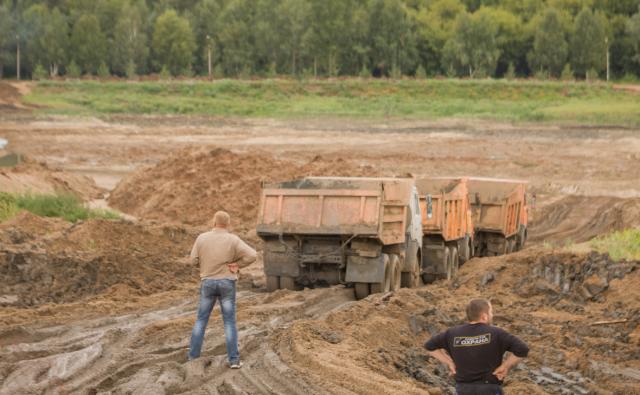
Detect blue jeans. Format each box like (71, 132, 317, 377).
(188, 278, 239, 363)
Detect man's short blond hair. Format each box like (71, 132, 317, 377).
(213, 211, 230, 227)
(466, 298, 491, 321)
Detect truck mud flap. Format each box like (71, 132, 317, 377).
(345, 255, 385, 283)
(423, 246, 445, 274)
(264, 251, 300, 277)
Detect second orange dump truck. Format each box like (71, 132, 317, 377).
(416, 177, 474, 283)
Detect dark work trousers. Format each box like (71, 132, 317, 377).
(455, 382, 503, 395)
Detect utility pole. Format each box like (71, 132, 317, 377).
(206, 35, 212, 80)
(16, 34, 20, 80)
(605, 37, 610, 82)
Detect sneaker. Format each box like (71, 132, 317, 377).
(230, 361, 243, 369)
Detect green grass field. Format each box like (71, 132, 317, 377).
(24, 78, 640, 125)
(590, 228, 640, 261)
(0, 192, 120, 223)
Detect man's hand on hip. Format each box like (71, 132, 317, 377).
(227, 262, 240, 274)
(492, 364, 509, 380)
(493, 353, 522, 381)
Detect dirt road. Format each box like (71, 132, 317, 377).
(1, 83, 639, 394)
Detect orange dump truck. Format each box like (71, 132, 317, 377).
(256, 177, 423, 299)
(416, 177, 474, 283)
(467, 177, 528, 256)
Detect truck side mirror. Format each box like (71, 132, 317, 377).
(426, 194, 433, 219)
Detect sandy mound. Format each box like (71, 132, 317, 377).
(529, 195, 640, 244)
(0, 214, 200, 307)
(0, 157, 104, 200)
(0, 247, 638, 394)
(109, 148, 379, 230)
(0, 82, 29, 110)
(274, 249, 640, 394)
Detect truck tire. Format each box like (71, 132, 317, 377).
(450, 247, 459, 279)
(280, 276, 297, 291)
(516, 227, 527, 250)
(389, 255, 401, 291)
(401, 253, 421, 288)
(266, 276, 279, 292)
(460, 237, 470, 264)
(438, 247, 451, 281)
(371, 255, 391, 294)
(354, 283, 370, 300)
(507, 239, 515, 254)
(422, 273, 437, 284)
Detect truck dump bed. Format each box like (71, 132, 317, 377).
(416, 177, 472, 242)
(467, 177, 527, 237)
(256, 177, 414, 245)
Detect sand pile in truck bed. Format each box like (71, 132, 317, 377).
(108, 147, 381, 230)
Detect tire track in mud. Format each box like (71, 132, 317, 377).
(0, 288, 356, 394)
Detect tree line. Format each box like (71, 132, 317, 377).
(1, 0, 640, 80)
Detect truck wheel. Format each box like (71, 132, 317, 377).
(422, 273, 437, 284)
(460, 237, 470, 264)
(450, 247, 459, 279)
(354, 283, 370, 300)
(280, 276, 297, 291)
(438, 247, 451, 280)
(507, 239, 515, 254)
(401, 257, 421, 288)
(266, 276, 279, 292)
(469, 239, 475, 259)
(389, 255, 401, 291)
(371, 255, 391, 294)
(516, 227, 527, 250)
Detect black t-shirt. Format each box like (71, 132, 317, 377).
(424, 323, 529, 384)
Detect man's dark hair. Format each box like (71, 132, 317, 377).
(466, 298, 491, 321)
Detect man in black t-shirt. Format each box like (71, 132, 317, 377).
(424, 299, 529, 395)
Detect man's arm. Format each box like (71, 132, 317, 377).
(234, 237, 257, 268)
(190, 237, 200, 266)
(428, 349, 456, 376)
(493, 329, 529, 380)
(424, 330, 456, 376)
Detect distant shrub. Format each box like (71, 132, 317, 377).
(586, 68, 599, 82)
(504, 63, 516, 80)
(160, 66, 171, 80)
(390, 65, 401, 79)
(66, 61, 81, 79)
(618, 73, 639, 83)
(560, 64, 574, 81)
(125, 60, 137, 79)
(415, 64, 427, 79)
(32, 64, 48, 80)
(97, 62, 110, 78)
(359, 65, 371, 78)
(534, 69, 549, 80)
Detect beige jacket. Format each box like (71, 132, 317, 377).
(190, 228, 257, 280)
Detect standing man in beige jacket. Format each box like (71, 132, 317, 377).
(188, 211, 256, 368)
